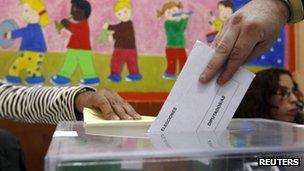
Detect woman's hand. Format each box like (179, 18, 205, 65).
(75, 88, 141, 120)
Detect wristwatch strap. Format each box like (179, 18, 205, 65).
(282, 0, 304, 23)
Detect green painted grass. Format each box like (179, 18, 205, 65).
(0, 51, 267, 92)
(0, 51, 175, 92)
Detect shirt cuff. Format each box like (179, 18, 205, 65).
(283, 0, 304, 23)
(73, 86, 96, 121)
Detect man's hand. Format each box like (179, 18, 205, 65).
(200, 0, 290, 85)
(75, 88, 141, 120)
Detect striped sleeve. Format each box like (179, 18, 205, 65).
(0, 83, 94, 124)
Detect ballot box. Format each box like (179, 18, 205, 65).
(45, 119, 304, 171)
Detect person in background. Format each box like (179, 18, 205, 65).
(234, 68, 304, 124)
(0, 129, 26, 171)
(199, 0, 303, 85)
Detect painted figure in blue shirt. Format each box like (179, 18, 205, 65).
(4, 0, 50, 86)
(12, 23, 47, 52)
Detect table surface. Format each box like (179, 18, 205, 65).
(45, 119, 304, 171)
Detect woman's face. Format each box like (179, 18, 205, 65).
(270, 74, 298, 122)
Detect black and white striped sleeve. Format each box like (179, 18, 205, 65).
(0, 83, 94, 124)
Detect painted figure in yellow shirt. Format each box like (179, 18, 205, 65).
(209, 0, 233, 32)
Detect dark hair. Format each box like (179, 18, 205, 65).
(234, 68, 302, 123)
(218, 0, 233, 9)
(72, 0, 91, 18)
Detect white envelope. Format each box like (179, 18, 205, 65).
(83, 108, 156, 138)
(148, 41, 255, 133)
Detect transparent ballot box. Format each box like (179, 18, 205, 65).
(45, 119, 304, 171)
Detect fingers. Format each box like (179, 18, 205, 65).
(217, 22, 264, 85)
(210, 20, 228, 49)
(122, 103, 142, 120)
(112, 91, 141, 120)
(247, 41, 273, 60)
(106, 90, 133, 120)
(200, 15, 242, 84)
(109, 99, 133, 120)
(95, 95, 120, 120)
(97, 89, 140, 120)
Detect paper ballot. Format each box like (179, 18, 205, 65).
(148, 41, 255, 133)
(83, 108, 155, 137)
(83, 108, 155, 127)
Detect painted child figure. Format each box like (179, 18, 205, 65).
(103, 0, 142, 82)
(157, 2, 189, 80)
(209, 0, 233, 32)
(207, 0, 233, 43)
(4, 0, 49, 86)
(51, 0, 100, 86)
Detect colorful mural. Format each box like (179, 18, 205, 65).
(157, 1, 191, 80)
(207, 0, 233, 43)
(103, 0, 142, 83)
(0, 0, 292, 92)
(50, 0, 100, 86)
(0, 0, 214, 54)
(3, 0, 50, 86)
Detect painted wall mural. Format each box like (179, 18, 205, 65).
(0, 0, 292, 92)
